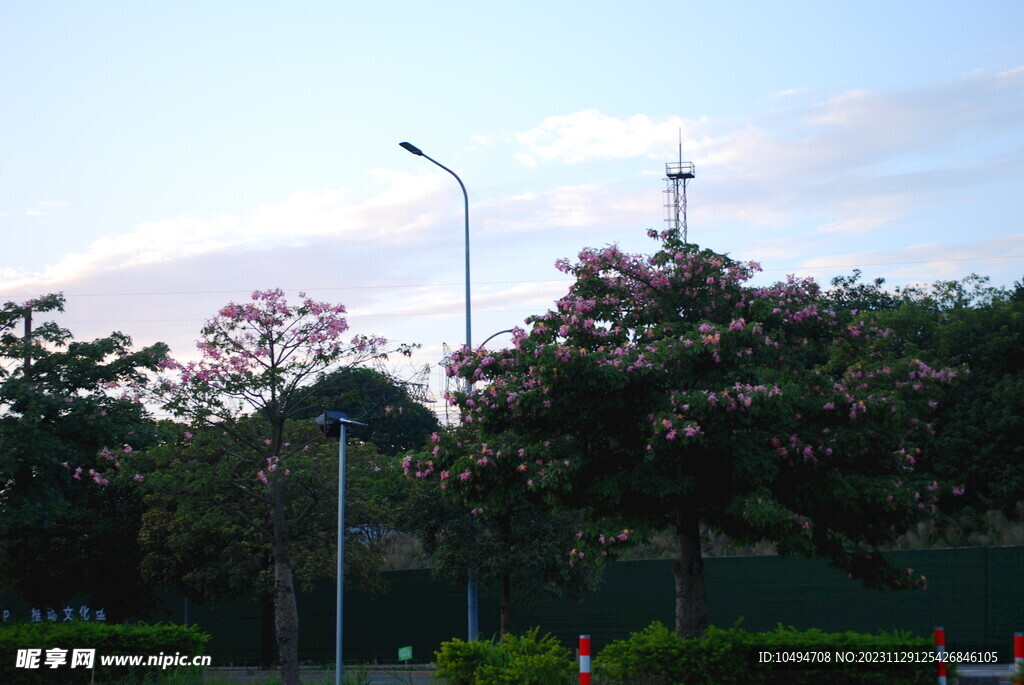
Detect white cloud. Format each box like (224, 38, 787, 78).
(510, 69, 1024, 243)
(516, 69, 1024, 173)
(794, 234, 1024, 284)
(487, 71, 1024, 297)
(0, 170, 455, 292)
(478, 182, 654, 233)
(516, 110, 701, 166)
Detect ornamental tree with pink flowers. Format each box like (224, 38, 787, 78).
(416, 229, 960, 638)
(153, 289, 393, 685)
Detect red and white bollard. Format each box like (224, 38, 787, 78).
(934, 626, 947, 685)
(579, 634, 591, 685)
(1014, 632, 1022, 685)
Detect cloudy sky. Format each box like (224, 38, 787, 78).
(2, 1, 1022, 411)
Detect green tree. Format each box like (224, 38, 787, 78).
(830, 273, 1024, 518)
(136, 422, 401, 667)
(0, 294, 167, 617)
(419, 230, 958, 636)
(402, 425, 601, 634)
(298, 366, 439, 455)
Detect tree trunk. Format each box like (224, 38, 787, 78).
(499, 514, 513, 635)
(500, 571, 512, 636)
(270, 483, 301, 685)
(260, 597, 274, 670)
(672, 508, 708, 637)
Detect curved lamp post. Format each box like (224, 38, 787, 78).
(399, 142, 471, 353)
(317, 410, 366, 685)
(399, 141, 478, 641)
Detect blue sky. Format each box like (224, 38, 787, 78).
(2, 1, 1022, 409)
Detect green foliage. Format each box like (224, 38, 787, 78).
(591, 622, 687, 684)
(592, 621, 939, 685)
(434, 628, 574, 685)
(827, 271, 1024, 517)
(0, 294, 168, 617)
(0, 621, 209, 684)
(433, 638, 494, 685)
(403, 463, 602, 616)
(824, 270, 901, 313)
(297, 366, 439, 456)
(135, 424, 404, 603)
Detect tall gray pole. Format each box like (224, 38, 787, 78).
(399, 142, 478, 641)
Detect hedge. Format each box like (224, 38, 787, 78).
(0, 621, 210, 684)
(592, 621, 946, 685)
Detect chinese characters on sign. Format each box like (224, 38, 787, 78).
(16, 648, 96, 669)
(2, 606, 106, 623)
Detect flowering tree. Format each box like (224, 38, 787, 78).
(412, 230, 960, 637)
(153, 289, 391, 685)
(827, 272, 1024, 533)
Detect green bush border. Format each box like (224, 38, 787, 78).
(592, 621, 947, 685)
(0, 621, 210, 685)
(434, 627, 575, 685)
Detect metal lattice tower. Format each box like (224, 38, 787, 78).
(664, 133, 695, 242)
(439, 342, 460, 425)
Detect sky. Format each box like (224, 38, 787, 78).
(2, 1, 1023, 413)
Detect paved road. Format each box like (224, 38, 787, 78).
(204, 666, 440, 683)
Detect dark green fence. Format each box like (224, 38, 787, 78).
(148, 546, 1022, 665)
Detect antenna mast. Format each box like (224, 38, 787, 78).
(664, 129, 695, 242)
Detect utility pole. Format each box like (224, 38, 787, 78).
(23, 306, 32, 372)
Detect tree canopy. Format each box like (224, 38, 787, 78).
(825, 271, 1024, 520)
(412, 230, 960, 636)
(0, 294, 167, 617)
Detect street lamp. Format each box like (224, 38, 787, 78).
(399, 142, 471, 354)
(399, 141, 479, 641)
(317, 410, 366, 685)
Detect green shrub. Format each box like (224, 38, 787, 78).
(590, 622, 687, 685)
(434, 627, 574, 685)
(477, 652, 575, 685)
(434, 637, 497, 685)
(0, 621, 210, 685)
(593, 621, 941, 685)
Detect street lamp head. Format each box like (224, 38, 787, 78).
(399, 141, 423, 156)
(317, 410, 367, 439)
